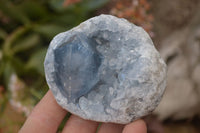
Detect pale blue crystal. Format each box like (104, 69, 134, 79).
(52, 34, 102, 102)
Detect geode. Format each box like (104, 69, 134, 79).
(44, 14, 167, 124)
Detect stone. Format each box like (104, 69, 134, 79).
(155, 20, 200, 120)
(44, 14, 167, 124)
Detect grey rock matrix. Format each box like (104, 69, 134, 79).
(44, 14, 167, 124)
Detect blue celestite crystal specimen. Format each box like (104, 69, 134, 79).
(44, 14, 167, 124)
(53, 33, 102, 102)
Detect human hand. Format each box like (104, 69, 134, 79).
(19, 90, 147, 133)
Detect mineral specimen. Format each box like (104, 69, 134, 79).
(44, 14, 167, 124)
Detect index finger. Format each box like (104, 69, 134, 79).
(19, 90, 67, 133)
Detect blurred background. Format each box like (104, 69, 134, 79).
(0, 0, 200, 132)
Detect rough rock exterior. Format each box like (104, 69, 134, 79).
(44, 14, 167, 124)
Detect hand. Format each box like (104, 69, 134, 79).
(19, 90, 147, 133)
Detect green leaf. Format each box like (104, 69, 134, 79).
(0, 28, 7, 40)
(9, 56, 25, 76)
(12, 34, 40, 54)
(58, 113, 71, 131)
(0, 50, 4, 77)
(81, 0, 109, 12)
(34, 24, 67, 39)
(30, 88, 43, 100)
(0, 93, 8, 116)
(3, 62, 15, 88)
(0, 1, 30, 24)
(3, 26, 30, 56)
(49, 0, 65, 12)
(51, 13, 82, 28)
(18, 1, 49, 21)
(26, 48, 47, 75)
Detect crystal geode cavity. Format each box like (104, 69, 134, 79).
(44, 14, 167, 124)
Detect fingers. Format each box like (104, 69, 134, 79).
(19, 89, 147, 133)
(122, 119, 147, 133)
(98, 123, 124, 133)
(62, 115, 99, 133)
(19, 90, 67, 133)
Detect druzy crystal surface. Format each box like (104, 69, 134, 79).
(44, 14, 167, 124)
